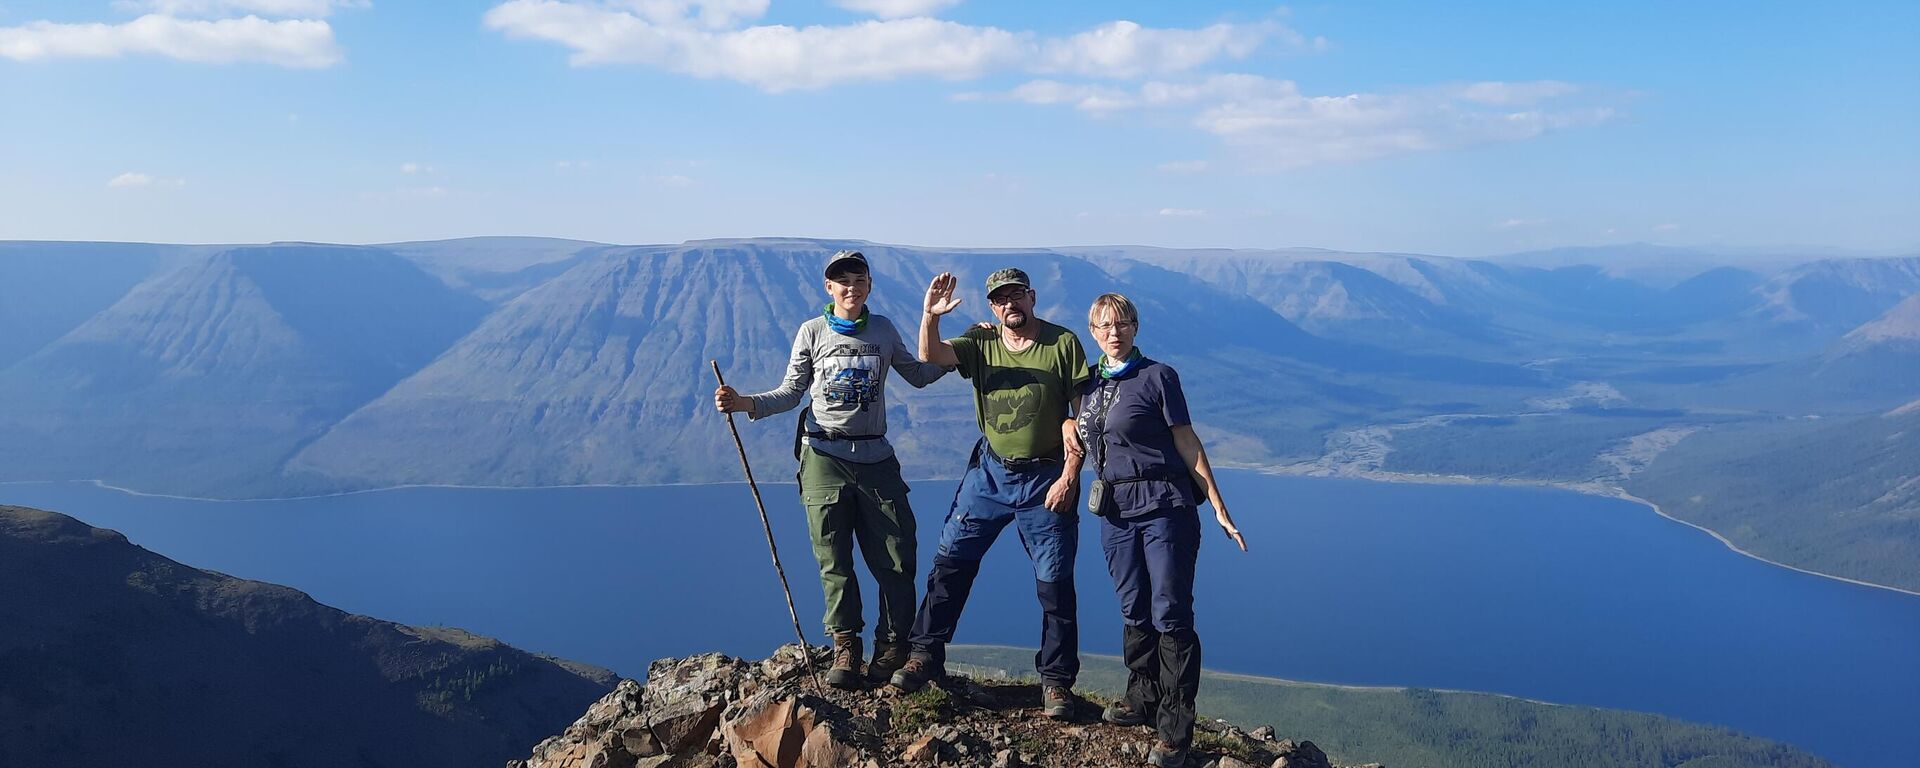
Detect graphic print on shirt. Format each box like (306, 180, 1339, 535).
(981, 367, 1042, 434)
(819, 343, 882, 411)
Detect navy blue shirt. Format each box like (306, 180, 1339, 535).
(1077, 357, 1198, 518)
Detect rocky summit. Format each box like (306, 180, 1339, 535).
(512, 645, 1373, 768)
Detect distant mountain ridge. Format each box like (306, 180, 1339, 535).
(0, 504, 615, 768)
(0, 235, 1914, 592)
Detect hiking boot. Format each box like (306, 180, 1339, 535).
(1041, 685, 1077, 720)
(868, 640, 911, 683)
(1147, 741, 1189, 767)
(889, 655, 943, 692)
(1101, 699, 1148, 726)
(826, 632, 864, 689)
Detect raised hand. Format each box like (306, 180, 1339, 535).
(925, 272, 962, 316)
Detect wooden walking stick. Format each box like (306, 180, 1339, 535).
(711, 360, 823, 692)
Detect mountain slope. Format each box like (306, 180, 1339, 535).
(289, 241, 1544, 490)
(0, 505, 616, 768)
(0, 241, 203, 368)
(1626, 405, 1920, 592)
(1749, 256, 1920, 331)
(0, 244, 490, 494)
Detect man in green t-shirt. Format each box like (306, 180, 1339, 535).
(889, 267, 1092, 721)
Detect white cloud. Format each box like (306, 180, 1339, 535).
(1158, 207, 1205, 217)
(111, 0, 368, 18)
(654, 174, 694, 187)
(483, 1, 1290, 91)
(1156, 160, 1209, 174)
(399, 161, 434, 174)
(832, 0, 961, 19)
(1497, 217, 1550, 229)
(984, 74, 1614, 168)
(1653, 223, 1680, 232)
(1037, 20, 1272, 80)
(0, 14, 342, 67)
(107, 171, 186, 188)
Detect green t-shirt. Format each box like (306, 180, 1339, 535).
(949, 320, 1091, 460)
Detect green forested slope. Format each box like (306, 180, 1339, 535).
(948, 646, 1833, 768)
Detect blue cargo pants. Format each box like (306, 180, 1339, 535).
(907, 439, 1081, 688)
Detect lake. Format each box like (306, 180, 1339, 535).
(4, 472, 1916, 767)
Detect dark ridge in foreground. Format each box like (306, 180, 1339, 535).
(0, 505, 616, 768)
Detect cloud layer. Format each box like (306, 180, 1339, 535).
(977, 75, 1613, 168)
(483, 1, 1292, 91)
(0, 14, 340, 67)
(2, 2, 356, 66)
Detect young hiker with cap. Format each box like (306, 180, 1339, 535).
(1076, 293, 1246, 767)
(890, 267, 1092, 721)
(713, 250, 949, 688)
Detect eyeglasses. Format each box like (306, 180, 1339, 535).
(988, 288, 1031, 306)
(1089, 321, 1137, 333)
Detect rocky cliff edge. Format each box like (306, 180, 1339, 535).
(511, 645, 1374, 768)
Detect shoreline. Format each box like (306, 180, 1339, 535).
(1231, 462, 1920, 600)
(5, 466, 1916, 600)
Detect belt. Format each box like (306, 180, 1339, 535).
(982, 440, 1062, 471)
(804, 431, 883, 441)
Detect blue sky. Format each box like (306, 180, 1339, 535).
(1, 0, 1915, 256)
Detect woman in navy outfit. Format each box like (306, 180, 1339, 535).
(1075, 293, 1247, 768)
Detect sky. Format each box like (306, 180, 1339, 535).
(1, 0, 1915, 256)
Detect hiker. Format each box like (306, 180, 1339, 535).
(713, 250, 948, 688)
(1075, 293, 1247, 768)
(890, 267, 1092, 721)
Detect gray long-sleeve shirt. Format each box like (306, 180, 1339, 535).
(745, 313, 948, 464)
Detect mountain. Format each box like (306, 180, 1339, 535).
(511, 644, 1833, 768)
(1490, 243, 1811, 288)
(287, 240, 1544, 490)
(1626, 405, 1920, 593)
(0, 241, 205, 368)
(1748, 256, 1920, 331)
(0, 505, 616, 768)
(379, 236, 615, 303)
(0, 244, 490, 495)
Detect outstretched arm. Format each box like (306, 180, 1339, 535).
(920, 272, 962, 368)
(1173, 424, 1247, 551)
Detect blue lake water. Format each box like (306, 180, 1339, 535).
(4, 473, 1917, 767)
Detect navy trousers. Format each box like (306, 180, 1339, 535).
(908, 440, 1080, 688)
(1102, 507, 1202, 749)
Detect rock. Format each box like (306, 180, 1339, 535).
(1270, 739, 1333, 768)
(992, 748, 1021, 768)
(1250, 726, 1276, 741)
(646, 654, 748, 754)
(1216, 757, 1256, 768)
(902, 733, 944, 764)
(800, 722, 862, 767)
(720, 692, 813, 768)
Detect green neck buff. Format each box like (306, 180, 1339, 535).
(823, 303, 869, 335)
(1099, 346, 1143, 379)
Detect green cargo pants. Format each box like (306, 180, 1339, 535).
(798, 447, 919, 643)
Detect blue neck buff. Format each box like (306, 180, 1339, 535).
(1099, 347, 1143, 379)
(824, 304, 869, 335)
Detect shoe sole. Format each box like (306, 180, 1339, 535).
(1043, 704, 1072, 720)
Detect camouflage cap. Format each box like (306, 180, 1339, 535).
(824, 249, 867, 278)
(984, 267, 1031, 296)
